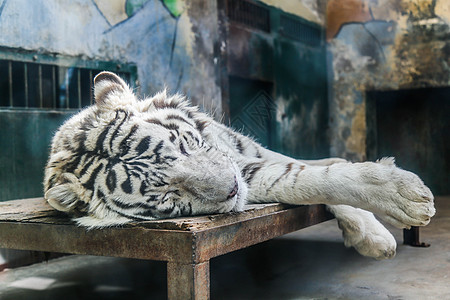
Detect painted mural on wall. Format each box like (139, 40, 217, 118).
(326, 0, 450, 161)
(0, 0, 221, 115)
(94, 0, 185, 26)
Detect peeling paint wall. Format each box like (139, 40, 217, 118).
(0, 0, 222, 116)
(327, 0, 450, 161)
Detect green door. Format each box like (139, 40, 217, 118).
(227, 5, 329, 158)
(229, 76, 275, 148)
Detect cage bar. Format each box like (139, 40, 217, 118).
(24, 63, 28, 108)
(8, 61, 13, 107)
(52, 66, 56, 109)
(77, 68, 81, 108)
(65, 69, 69, 109)
(38, 64, 43, 108)
(89, 70, 93, 104)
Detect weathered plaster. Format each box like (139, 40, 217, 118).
(328, 0, 450, 160)
(184, 0, 222, 115)
(346, 104, 366, 159)
(326, 0, 372, 40)
(278, 95, 323, 157)
(93, 0, 128, 26)
(435, 0, 450, 24)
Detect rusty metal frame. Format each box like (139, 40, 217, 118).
(0, 198, 333, 299)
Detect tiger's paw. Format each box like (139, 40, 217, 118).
(366, 158, 435, 229)
(332, 206, 396, 260)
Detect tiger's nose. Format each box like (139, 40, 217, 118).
(227, 177, 239, 199)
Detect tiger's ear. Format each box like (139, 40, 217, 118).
(45, 173, 87, 213)
(93, 71, 136, 109)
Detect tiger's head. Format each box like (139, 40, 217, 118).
(44, 71, 247, 228)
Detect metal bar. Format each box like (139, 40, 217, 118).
(89, 70, 93, 104)
(0, 48, 137, 74)
(65, 69, 69, 109)
(167, 261, 210, 300)
(403, 227, 430, 247)
(0, 221, 195, 262)
(52, 66, 56, 108)
(77, 68, 81, 108)
(38, 64, 43, 108)
(193, 204, 333, 263)
(8, 61, 12, 106)
(24, 63, 28, 107)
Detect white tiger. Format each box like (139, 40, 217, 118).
(44, 72, 435, 260)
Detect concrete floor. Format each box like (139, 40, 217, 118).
(0, 197, 449, 300)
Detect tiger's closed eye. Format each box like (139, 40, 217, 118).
(179, 142, 189, 156)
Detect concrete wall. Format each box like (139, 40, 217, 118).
(0, 0, 222, 116)
(326, 0, 450, 161)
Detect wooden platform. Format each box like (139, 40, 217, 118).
(0, 198, 333, 299)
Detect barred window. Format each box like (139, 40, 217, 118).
(0, 49, 137, 109)
(279, 13, 322, 47)
(227, 0, 270, 33)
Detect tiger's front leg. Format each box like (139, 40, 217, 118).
(244, 157, 435, 230)
(327, 204, 397, 259)
(289, 157, 398, 259)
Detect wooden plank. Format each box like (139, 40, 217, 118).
(0, 198, 67, 222)
(134, 203, 297, 231)
(0, 198, 297, 230)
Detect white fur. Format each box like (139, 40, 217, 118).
(328, 205, 396, 259)
(44, 72, 436, 260)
